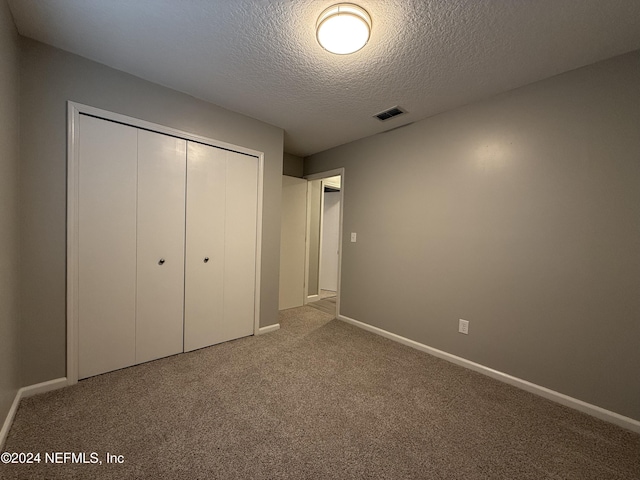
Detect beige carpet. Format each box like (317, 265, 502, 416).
(2, 306, 639, 479)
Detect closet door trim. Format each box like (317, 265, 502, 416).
(66, 101, 264, 385)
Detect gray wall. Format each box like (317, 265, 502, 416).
(20, 38, 283, 386)
(0, 0, 21, 427)
(283, 152, 304, 178)
(306, 51, 640, 421)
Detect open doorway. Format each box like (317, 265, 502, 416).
(305, 170, 344, 317)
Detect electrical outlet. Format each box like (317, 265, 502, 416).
(350, 232, 357, 242)
(458, 319, 469, 335)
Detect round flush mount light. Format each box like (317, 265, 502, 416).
(316, 3, 372, 55)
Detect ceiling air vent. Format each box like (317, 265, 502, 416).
(374, 106, 406, 121)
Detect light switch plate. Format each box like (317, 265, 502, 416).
(459, 319, 469, 335)
(351, 232, 357, 242)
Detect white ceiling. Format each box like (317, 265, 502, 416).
(8, 1, 640, 157)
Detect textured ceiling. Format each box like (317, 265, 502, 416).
(8, 0, 640, 156)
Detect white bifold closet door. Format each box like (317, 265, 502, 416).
(184, 143, 258, 351)
(78, 116, 187, 379)
(135, 130, 186, 364)
(78, 116, 138, 379)
(77, 114, 258, 379)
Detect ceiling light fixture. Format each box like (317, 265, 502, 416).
(316, 3, 371, 55)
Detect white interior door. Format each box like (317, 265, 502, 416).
(320, 190, 340, 292)
(78, 115, 137, 379)
(279, 176, 308, 309)
(184, 143, 226, 351)
(136, 130, 187, 363)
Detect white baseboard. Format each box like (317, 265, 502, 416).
(0, 377, 69, 450)
(257, 323, 280, 335)
(337, 314, 640, 434)
(305, 295, 320, 304)
(0, 389, 21, 451)
(20, 378, 69, 398)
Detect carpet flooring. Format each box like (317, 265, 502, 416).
(2, 306, 639, 479)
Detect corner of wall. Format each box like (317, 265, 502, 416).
(283, 152, 304, 178)
(0, 0, 23, 443)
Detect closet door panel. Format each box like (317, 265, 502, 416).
(78, 115, 137, 379)
(184, 143, 226, 351)
(223, 151, 258, 341)
(136, 130, 187, 363)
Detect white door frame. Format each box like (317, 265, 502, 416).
(303, 168, 345, 317)
(66, 101, 265, 384)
